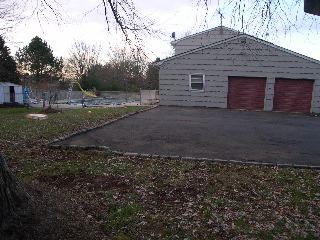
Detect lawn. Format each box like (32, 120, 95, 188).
(1, 107, 320, 240)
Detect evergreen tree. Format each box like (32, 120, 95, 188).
(0, 36, 19, 84)
(16, 36, 62, 81)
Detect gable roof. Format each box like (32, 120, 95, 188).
(171, 26, 239, 45)
(159, 33, 320, 66)
(0, 82, 21, 87)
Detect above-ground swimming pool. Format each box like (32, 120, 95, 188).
(63, 97, 140, 106)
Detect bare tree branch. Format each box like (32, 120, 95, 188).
(65, 42, 101, 82)
(199, 0, 319, 37)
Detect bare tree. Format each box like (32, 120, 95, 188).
(3, 0, 319, 41)
(1, 0, 319, 237)
(65, 42, 101, 81)
(0, 1, 149, 238)
(0, 0, 20, 33)
(0, 0, 63, 35)
(1, 0, 155, 46)
(97, 0, 157, 62)
(63, 42, 101, 101)
(199, 0, 319, 37)
(0, 154, 30, 238)
(100, 0, 155, 41)
(108, 46, 147, 91)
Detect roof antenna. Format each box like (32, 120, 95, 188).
(241, 15, 244, 34)
(217, 8, 224, 34)
(171, 32, 176, 40)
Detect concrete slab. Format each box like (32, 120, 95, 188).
(26, 113, 48, 120)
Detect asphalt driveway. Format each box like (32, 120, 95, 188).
(59, 106, 320, 166)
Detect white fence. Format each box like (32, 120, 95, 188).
(31, 90, 140, 101)
(30, 90, 159, 105)
(140, 90, 159, 105)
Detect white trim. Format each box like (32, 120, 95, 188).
(159, 34, 320, 66)
(189, 73, 205, 92)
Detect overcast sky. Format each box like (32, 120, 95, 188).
(5, 0, 320, 62)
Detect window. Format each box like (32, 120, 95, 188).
(189, 74, 205, 91)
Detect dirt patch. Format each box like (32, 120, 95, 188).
(0, 103, 25, 108)
(1, 183, 106, 240)
(153, 185, 202, 204)
(40, 107, 62, 114)
(37, 171, 132, 192)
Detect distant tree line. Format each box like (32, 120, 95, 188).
(65, 43, 159, 92)
(0, 36, 159, 92)
(79, 49, 159, 92)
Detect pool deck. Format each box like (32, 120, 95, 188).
(30, 101, 143, 109)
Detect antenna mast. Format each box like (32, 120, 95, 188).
(217, 8, 224, 34)
(218, 8, 223, 27)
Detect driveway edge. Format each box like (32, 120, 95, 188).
(47, 105, 159, 145)
(48, 145, 320, 170)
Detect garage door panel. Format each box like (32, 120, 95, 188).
(228, 77, 266, 110)
(273, 79, 313, 113)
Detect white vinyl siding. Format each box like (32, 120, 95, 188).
(172, 27, 238, 55)
(0, 83, 24, 104)
(189, 74, 205, 91)
(159, 36, 320, 113)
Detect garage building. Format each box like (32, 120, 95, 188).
(158, 26, 320, 113)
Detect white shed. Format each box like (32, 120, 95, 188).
(0, 82, 23, 104)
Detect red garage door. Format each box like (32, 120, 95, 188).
(228, 77, 266, 110)
(273, 79, 313, 113)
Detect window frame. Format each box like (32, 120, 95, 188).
(189, 73, 205, 92)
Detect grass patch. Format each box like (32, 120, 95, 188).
(234, 217, 250, 232)
(0, 106, 145, 144)
(1, 107, 319, 239)
(106, 203, 143, 235)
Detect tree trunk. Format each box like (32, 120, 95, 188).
(0, 154, 30, 236)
